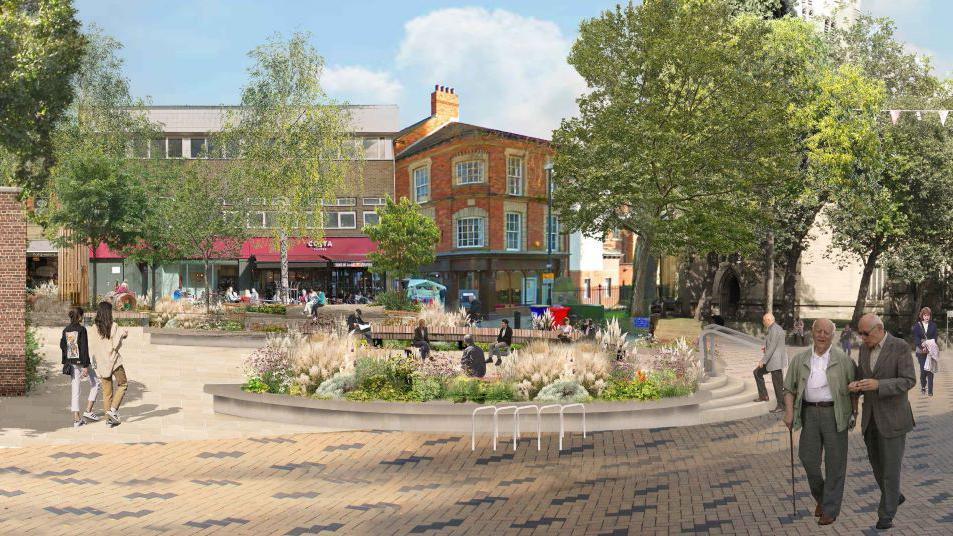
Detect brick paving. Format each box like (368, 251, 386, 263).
(1, 371, 951, 535)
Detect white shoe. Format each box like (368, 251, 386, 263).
(106, 410, 121, 424)
(73, 420, 86, 428)
(82, 411, 101, 422)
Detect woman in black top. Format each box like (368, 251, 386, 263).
(60, 307, 101, 427)
(412, 319, 432, 361)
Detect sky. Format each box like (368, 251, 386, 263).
(75, 0, 953, 140)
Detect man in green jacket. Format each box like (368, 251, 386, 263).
(783, 318, 858, 526)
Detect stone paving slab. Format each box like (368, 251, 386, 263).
(2, 375, 952, 535)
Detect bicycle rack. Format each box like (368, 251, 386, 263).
(559, 403, 587, 451)
(492, 406, 518, 451)
(513, 405, 539, 451)
(471, 406, 496, 451)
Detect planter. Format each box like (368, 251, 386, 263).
(204, 383, 712, 433)
(145, 327, 269, 348)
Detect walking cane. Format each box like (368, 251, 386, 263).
(789, 427, 796, 517)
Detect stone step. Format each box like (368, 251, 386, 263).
(699, 381, 763, 410)
(699, 398, 772, 425)
(702, 377, 746, 401)
(698, 374, 728, 391)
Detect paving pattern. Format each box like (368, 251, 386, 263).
(2, 370, 952, 535)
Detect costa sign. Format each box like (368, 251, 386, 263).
(306, 240, 333, 250)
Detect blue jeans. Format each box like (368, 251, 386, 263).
(916, 354, 934, 394)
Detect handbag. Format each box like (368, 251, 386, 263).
(62, 362, 73, 375)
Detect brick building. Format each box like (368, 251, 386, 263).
(59, 105, 398, 303)
(395, 86, 567, 313)
(0, 187, 26, 396)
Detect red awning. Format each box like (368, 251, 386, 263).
(90, 236, 377, 264)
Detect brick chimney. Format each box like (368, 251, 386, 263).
(430, 85, 459, 123)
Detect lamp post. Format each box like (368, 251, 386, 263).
(545, 160, 553, 305)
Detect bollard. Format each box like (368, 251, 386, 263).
(513, 311, 521, 329)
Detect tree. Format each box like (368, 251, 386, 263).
(364, 197, 440, 282)
(166, 163, 247, 310)
(552, 0, 799, 316)
(45, 149, 148, 305)
(223, 32, 355, 303)
(823, 14, 945, 326)
(0, 0, 85, 195)
(41, 28, 160, 305)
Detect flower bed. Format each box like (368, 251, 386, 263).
(241, 318, 699, 404)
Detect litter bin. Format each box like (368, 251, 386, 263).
(550, 305, 571, 327)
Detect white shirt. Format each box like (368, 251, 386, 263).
(804, 347, 833, 403)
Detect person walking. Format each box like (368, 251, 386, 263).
(793, 317, 806, 346)
(60, 307, 101, 427)
(412, 319, 432, 361)
(840, 325, 854, 357)
(783, 319, 857, 526)
(461, 334, 486, 378)
(850, 313, 916, 530)
(754, 313, 787, 413)
(91, 302, 130, 427)
(486, 319, 513, 366)
(911, 307, 938, 396)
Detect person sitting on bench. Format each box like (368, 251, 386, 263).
(461, 334, 486, 378)
(412, 319, 432, 361)
(557, 318, 575, 343)
(486, 319, 513, 366)
(346, 308, 375, 346)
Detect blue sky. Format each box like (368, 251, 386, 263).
(75, 0, 952, 139)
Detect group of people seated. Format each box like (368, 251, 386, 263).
(556, 317, 597, 343)
(302, 289, 327, 317)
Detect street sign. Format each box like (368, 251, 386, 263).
(542, 273, 554, 281)
(633, 317, 651, 329)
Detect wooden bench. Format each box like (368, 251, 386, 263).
(369, 325, 577, 345)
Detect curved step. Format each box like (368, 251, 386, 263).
(703, 377, 746, 401)
(698, 374, 728, 391)
(700, 400, 772, 424)
(700, 382, 764, 410)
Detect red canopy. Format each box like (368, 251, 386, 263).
(90, 236, 377, 264)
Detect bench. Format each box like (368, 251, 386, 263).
(369, 325, 578, 345)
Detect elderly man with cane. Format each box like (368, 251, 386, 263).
(783, 318, 858, 526)
(850, 313, 916, 530)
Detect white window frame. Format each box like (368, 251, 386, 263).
(247, 211, 266, 229)
(506, 156, 524, 196)
(455, 160, 484, 185)
(322, 197, 356, 207)
(325, 211, 357, 229)
(166, 138, 183, 159)
(363, 211, 380, 227)
(189, 137, 208, 159)
(505, 212, 522, 251)
(413, 166, 430, 203)
(455, 217, 485, 248)
(584, 279, 591, 299)
(362, 197, 385, 206)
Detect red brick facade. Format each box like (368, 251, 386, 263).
(0, 187, 26, 396)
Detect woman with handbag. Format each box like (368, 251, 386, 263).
(912, 306, 939, 396)
(91, 301, 130, 427)
(60, 307, 101, 427)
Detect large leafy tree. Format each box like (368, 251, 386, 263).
(552, 0, 798, 316)
(0, 0, 84, 195)
(364, 197, 440, 282)
(42, 29, 160, 305)
(223, 32, 355, 302)
(165, 163, 247, 310)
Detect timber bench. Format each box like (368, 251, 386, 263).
(369, 325, 578, 345)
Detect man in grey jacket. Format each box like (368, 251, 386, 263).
(754, 313, 787, 413)
(850, 313, 916, 530)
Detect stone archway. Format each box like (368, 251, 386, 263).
(718, 269, 742, 320)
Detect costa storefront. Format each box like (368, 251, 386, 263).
(87, 236, 380, 302)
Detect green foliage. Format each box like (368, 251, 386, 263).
(365, 197, 440, 280)
(202, 319, 244, 332)
(244, 376, 271, 393)
(222, 31, 354, 301)
(246, 304, 287, 315)
(553, 0, 802, 315)
(24, 326, 44, 392)
(410, 375, 444, 402)
(535, 380, 590, 403)
(354, 354, 416, 397)
(375, 290, 420, 312)
(483, 382, 516, 403)
(314, 372, 356, 399)
(447, 377, 486, 403)
(0, 0, 85, 194)
(251, 324, 288, 334)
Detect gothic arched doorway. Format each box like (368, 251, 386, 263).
(719, 270, 741, 320)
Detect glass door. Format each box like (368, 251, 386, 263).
(522, 277, 538, 305)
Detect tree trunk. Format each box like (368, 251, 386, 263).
(279, 232, 289, 304)
(779, 244, 803, 331)
(850, 248, 881, 328)
(150, 263, 158, 310)
(765, 230, 775, 313)
(694, 252, 720, 321)
(913, 282, 926, 324)
(204, 257, 211, 311)
(90, 243, 98, 308)
(629, 233, 653, 317)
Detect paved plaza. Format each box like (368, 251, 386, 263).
(1, 330, 952, 534)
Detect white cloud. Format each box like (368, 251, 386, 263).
(394, 7, 586, 139)
(863, 0, 927, 17)
(903, 42, 953, 78)
(322, 66, 404, 105)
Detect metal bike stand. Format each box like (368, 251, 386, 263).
(513, 405, 539, 451)
(471, 406, 496, 451)
(559, 403, 586, 451)
(538, 404, 562, 451)
(493, 406, 517, 451)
